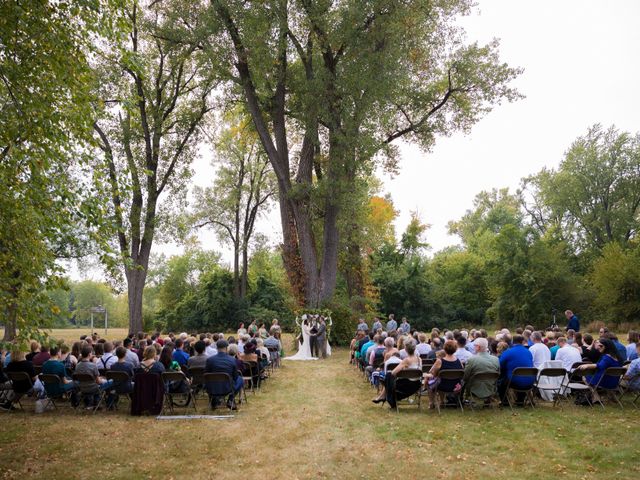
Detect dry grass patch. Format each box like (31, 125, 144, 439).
(0, 348, 638, 479)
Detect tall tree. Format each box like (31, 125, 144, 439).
(0, 1, 110, 342)
(192, 118, 276, 299)
(521, 125, 640, 256)
(200, 0, 520, 307)
(92, 1, 216, 333)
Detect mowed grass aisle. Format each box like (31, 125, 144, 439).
(1, 348, 638, 479)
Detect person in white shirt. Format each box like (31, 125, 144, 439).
(205, 337, 218, 357)
(455, 337, 473, 364)
(96, 342, 117, 370)
(555, 337, 582, 371)
(528, 331, 551, 368)
(415, 333, 432, 356)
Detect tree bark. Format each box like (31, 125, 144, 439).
(125, 266, 146, 334)
(2, 302, 17, 342)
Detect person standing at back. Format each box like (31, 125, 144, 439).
(386, 314, 397, 333)
(564, 310, 580, 332)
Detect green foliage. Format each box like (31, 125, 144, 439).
(591, 242, 640, 323)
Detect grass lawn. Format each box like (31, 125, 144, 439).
(0, 346, 638, 480)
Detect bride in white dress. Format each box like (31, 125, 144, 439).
(286, 318, 317, 361)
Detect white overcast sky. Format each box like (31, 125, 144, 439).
(73, 0, 640, 279)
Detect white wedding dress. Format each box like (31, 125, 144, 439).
(285, 323, 317, 361)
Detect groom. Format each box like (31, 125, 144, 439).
(316, 318, 327, 359)
(309, 319, 319, 358)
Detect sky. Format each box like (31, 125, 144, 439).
(73, 0, 640, 278)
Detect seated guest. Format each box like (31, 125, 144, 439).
(549, 333, 562, 360)
(454, 337, 472, 364)
(42, 346, 78, 405)
(25, 341, 39, 362)
(239, 340, 262, 383)
(97, 342, 117, 370)
(462, 338, 500, 401)
(365, 336, 386, 381)
(380, 340, 421, 408)
(2, 349, 36, 407)
(205, 339, 244, 410)
(110, 346, 135, 394)
(604, 334, 627, 363)
(577, 339, 622, 390)
(92, 342, 104, 365)
(205, 336, 218, 357)
(626, 331, 639, 361)
(255, 338, 270, 369)
(582, 334, 601, 363)
(123, 338, 140, 368)
(358, 332, 376, 367)
(555, 337, 582, 372)
(74, 345, 114, 408)
(416, 333, 432, 356)
(528, 332, 551, 368)
(424, 340, 463, 408)
(622, 343, 640, 392)
(498, 335, 534, 405)
(187, 341, 208, 369)
(137, 345, 165, 374)
(32, 345, 51, 366)
(60, 344, 73, 370)
(172, 338, 190, 366)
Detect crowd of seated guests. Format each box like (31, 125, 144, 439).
(351, 321, 640, 410)
(0, 326, 283, 412)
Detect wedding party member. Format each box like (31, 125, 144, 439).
(626, 331, 639, 361)
(258, 323, 268, 339)
(399, 317, 411, 334)
(316, 318, 328, 359)
(357, 318, 369, 332)
(237, 323, 247, 336)
(205, 339, 243, 410)
(386, 314, 398, 333)
(462, 338, 500, 401)
(371, 317, 383, 332)
(424, 340, 463, 408)
(528, 332, 551, 368)
(382, 340, 421, 409)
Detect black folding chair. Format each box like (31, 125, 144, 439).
(536, 368, 567, 407)
(464, 371, 500, 409)
(203, 372, 237, 410)
(161, 371, 196, 414)
(72, 372, 104, 413)
(436, 369, 465, 413)
(105, 370, 133, 411)
(39, 373, 73, 410)
(5, 371, 34, 411)
(505, 367, 538, 411)
(267, 346, 280, 368)
(591, 367, 627, 409)
(563, 365, 597, 406)
(242, 361, 260, 393)
(393, 368, 423, 413)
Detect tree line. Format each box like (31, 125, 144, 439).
(2, 1, 637, 344)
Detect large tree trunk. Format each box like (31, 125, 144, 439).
(126, 265, 146, 334)
(2, 302, 17, 342)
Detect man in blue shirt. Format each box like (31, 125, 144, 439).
(399, 317, 410, 334)
(564, 310, 580, 332)
(498, 335, 534, 405)
(172, 338, 190, 366)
